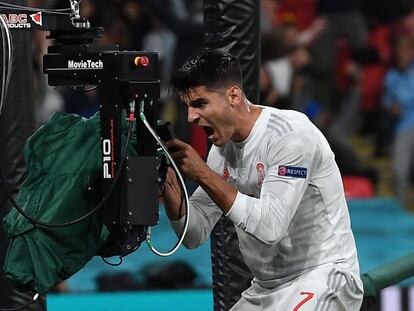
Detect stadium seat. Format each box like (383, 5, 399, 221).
(342, 175, 375, 199)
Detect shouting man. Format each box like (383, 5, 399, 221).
(163, 50, 363, 310)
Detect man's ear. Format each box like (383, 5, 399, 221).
(227, 86, 242, 108)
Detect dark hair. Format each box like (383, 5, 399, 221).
(171, 49, 243, 99)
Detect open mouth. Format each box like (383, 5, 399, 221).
(203, 126, 214, 139)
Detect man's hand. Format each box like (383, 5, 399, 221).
(162, 168, 184, 220)
(166, 139, 209, 183)
(166, 139, 237, 215)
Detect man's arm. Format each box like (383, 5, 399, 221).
(162, 166, 224, 249)
(167, 131, 316, 245)
(162, 168, 185, 220)
(165, 139, 237, 215)
(225, 131, 316, 244)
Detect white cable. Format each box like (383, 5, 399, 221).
(0, 18, 6, 115)
(0, 13, 11, 116)
(0, 13, 12, 116)
(5, 12, 12, 106)
(0, 16, 6, 113)
(140, 112, 190, 257)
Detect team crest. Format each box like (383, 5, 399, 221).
(256, 163, 265, 185)
(222, 166, 234, 181)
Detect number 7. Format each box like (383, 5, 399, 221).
(293, 291, 315, 311)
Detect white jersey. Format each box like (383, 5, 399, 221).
(171, 107, 361, 289)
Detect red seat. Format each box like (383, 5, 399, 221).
(342, 175, 375, 199)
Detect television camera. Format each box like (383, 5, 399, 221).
(0, 0, 189, 264)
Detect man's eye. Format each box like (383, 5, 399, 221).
(191, 100, 207, 108)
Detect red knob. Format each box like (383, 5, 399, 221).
(134, 56, 149, 67)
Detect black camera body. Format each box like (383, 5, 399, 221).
(23, 8, 163, 256)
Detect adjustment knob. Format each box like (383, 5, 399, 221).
(134, 56, 149, 67)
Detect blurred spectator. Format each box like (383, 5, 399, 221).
(260, 15, 326, 109)
(121, 0, 153, 50)
(259, 5, 378, 187)
(261, 0, 279, 31)
(402, 8, 414, 40)
(144, 0, 204, 143)
(261, 0, 318, 33)
(383, 31, 414, 207)
(276, 0, 316, 31)
(144, 0, 203, 73)
(260, 46, 312, 109)
(311, 0, 368, 113)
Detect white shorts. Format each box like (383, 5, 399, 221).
(230, 264, 364, 311)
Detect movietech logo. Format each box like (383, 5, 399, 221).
(67, 59, 104, 70)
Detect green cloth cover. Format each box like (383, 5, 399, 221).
(362, 251, 414, 297)
(2, 112, 116, 294)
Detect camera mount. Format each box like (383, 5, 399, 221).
(2, 2, 161, 257)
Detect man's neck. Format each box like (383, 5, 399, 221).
(231, 103, 263, 143)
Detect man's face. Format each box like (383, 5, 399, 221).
(183, 86, 236, 147)
(395, 37, 414, 70)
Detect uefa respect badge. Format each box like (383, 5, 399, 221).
(278, 165, 307, 178)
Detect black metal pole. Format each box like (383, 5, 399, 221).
(204, 1, 260, 310)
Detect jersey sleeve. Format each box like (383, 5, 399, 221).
(226, 131, 317, 244)
(169, 147, 224, 248)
